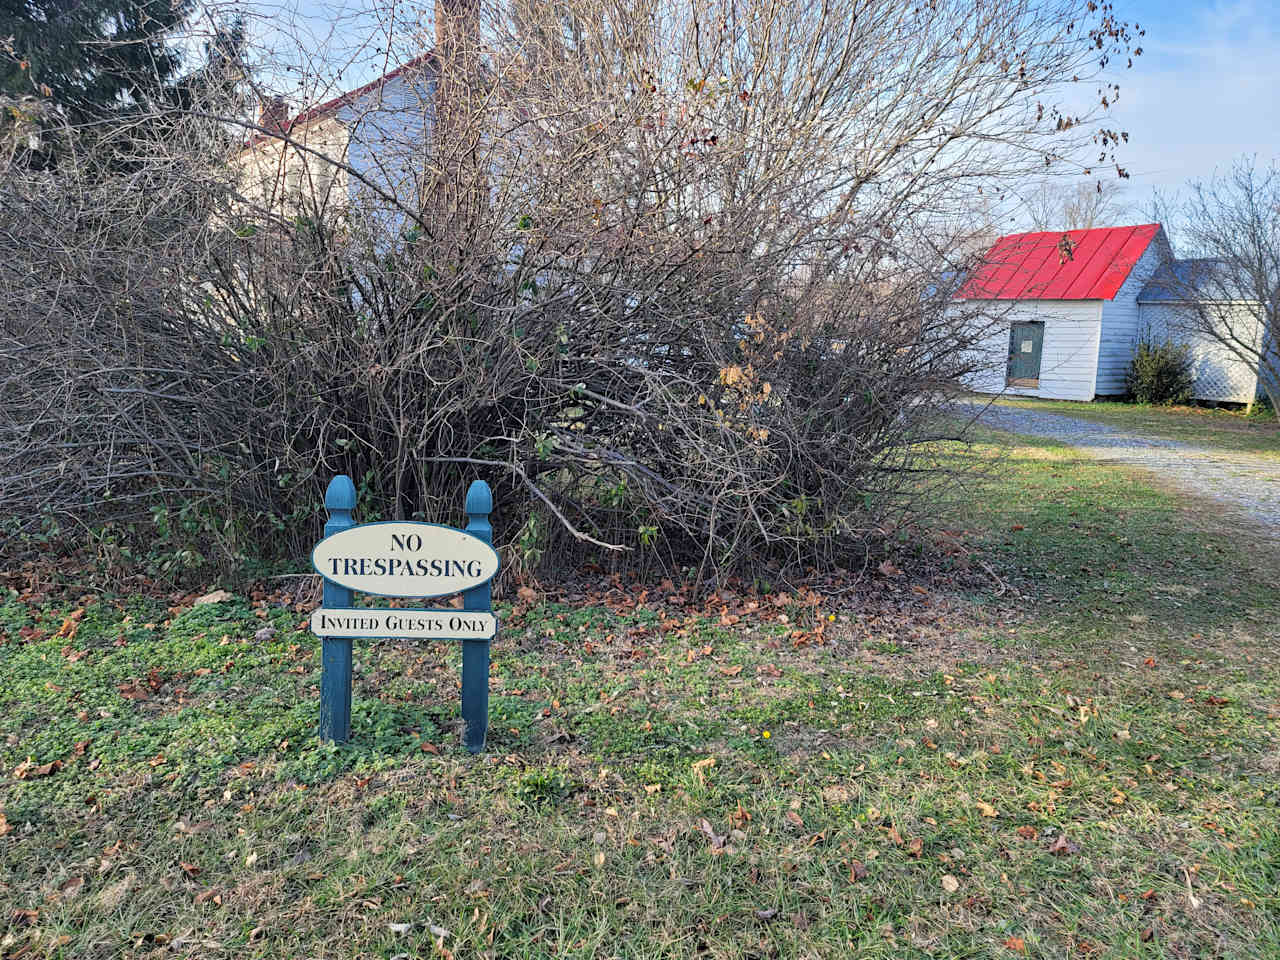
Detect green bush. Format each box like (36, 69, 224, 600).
(1125, 338, 1195, 405)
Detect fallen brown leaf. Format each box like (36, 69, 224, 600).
(878, 559, 902, 578)
(56, 609, 85, 639)
(117, 682, 148, 701)
(13, 758, 62, 780)
(698, 818, 727, 851)
(1046, 834, 1081, 856)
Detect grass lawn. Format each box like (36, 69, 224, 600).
(991, 396, 1280, 462)
(3, 434, 1278, 959)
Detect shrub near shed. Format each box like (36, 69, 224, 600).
(1125, 338, 1195, 405)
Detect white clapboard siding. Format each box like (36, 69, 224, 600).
(963, 300, 1103, 401)
(1095, 238, 1170, 395)
(960, 308, 1015, 395)
(1137, 302, 1261, 403)
(338, 73, 436, 207)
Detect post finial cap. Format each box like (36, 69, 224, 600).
(324, 475, 357, 512)
(465, 479, 493, 516)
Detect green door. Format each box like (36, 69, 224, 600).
(1006, 321, 1044, 385)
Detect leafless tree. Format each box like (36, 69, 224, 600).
(0, 0, 1142, 582)
(1149, 158, 1280, 413)
(1023, 177, 1130, 231)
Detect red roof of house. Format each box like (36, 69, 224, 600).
(957, 223, 1161, 300)
(242, 52, 436, 150)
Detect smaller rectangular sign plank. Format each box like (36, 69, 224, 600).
(310, 608, 497, 640)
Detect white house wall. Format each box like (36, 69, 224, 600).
(1137, 302, 1261, 403)
(1095, 237, 1170, 395)
(339, 74, 435, 219)
(231, 115, 351, 217)
(963, 300, 1103, 401)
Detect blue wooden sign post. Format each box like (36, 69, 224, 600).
(318, 476, 357, 743)
(460, 481, 493, 754)
(313, 476, 498, 753)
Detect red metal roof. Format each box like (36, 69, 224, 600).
(957, 223, 1161, 300)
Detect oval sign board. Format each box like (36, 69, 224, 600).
(312, 521, 499, 598)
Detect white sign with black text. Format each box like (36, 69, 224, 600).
(312, 521, 500, 598)
(309, 608, 497, 640)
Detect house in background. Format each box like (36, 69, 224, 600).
(956, 223, 1264, 403)
(232, 54, 437, 218)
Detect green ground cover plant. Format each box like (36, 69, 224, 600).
(1, 429, 1277, 958)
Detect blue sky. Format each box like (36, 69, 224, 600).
(1103, 0, 1279, 194)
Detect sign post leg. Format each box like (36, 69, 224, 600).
(319, 475, 357, 742)
(460, 480, 494, 753)
(461, 638, 489, 754)
(320, 636, 353, 742)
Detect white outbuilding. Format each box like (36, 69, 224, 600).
(1135, 259, 1265, 404)
(957, 223, 1263, 403)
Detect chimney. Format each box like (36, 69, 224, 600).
(258, 96, 289, 135)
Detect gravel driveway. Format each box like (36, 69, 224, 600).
(962, 402, 1280, 536)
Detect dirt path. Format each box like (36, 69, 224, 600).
(965, 402, 1280, 536)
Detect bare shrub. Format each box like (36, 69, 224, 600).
(0, 0, 1140, 582)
